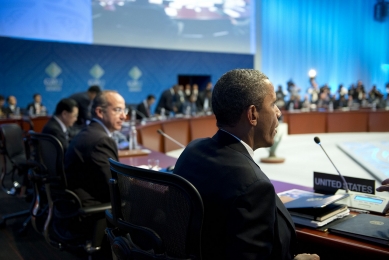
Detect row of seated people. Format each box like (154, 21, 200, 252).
(153, 82, 213, 117)
(276, 79, 388, 111)
(0, 94, 47, 118)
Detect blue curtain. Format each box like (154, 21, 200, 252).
(261, 0, 389, 96)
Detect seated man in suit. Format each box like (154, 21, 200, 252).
(136, 94, 155, 119)
(0, 95, 5, 118)
(65, 90, 126, 207)
(41, 98, 78, 152)
(197, 82, 213, 113)
(174, 69, 319, 260)
(26, 93, 46, 116)
(4, 95, 20, 117)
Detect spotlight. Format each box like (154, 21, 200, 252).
(308, 69, 317, 78)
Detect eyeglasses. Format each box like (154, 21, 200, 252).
(112, 107, 129, 115)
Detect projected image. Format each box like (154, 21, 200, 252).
(92, 0, 252, 54)
(0, 0, 92, 44)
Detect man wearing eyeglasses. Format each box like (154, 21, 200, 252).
(65, 90, 127, 207)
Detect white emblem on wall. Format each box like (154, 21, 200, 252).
(44, 62, 63, 91)
(88, 64, 105, 88)
(127, 66, 143, 92)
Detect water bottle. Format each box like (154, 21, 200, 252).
(128, 126, 138, 150)
(328, 101, 334, 112)
(160, 108, 166, 120)
(131, 109, 136, 125)
(185, 105, 191, 117)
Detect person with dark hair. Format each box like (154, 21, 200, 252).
(198, 82, 213, 113)
(174, 69, 319, 260)
(69, 85, 102, 133)
(26, 93, 46, 116)
(155, 84, 179, 116)
(41, 98, 78, 152)
(65, 90, 126, 207)
(3, 95, 20, 117)
(0, 95, 6, 118)
(136, 94, 156, 119)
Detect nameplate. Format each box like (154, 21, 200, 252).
(313, 171, 375, 195)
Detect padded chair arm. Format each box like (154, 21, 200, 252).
(79, 203, 111, 215)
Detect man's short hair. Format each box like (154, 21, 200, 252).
(33, 93, 41, 99)
(147, 94, 155, 100)
(54, 98, 78, 116)
(6, 96, 14, 103)
(0, 95, 4, 102)
(88, 85, 101, 94)
(212, 69, 269, 128)
(91, 90, 118, 118)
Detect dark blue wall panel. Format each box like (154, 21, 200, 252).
(0, 37, 253, 114)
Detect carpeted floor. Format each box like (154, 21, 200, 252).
(0, 185, 112, 260)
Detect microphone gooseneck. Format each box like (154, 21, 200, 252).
(313, 136, 350, 193)
(157, 129, 186, 149)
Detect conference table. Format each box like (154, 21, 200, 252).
(131, 109, 389, 154)
(1, 112, 389, 258)
(119, 148, 389, 260)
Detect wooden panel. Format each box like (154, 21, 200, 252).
(189, 115, 218, 140)
(287, 112, 326, 134)
(327, 111, 368, 132)
(31, 116, 50, 132)
(137, 122, 163, 152)
(369, 110, 389, 132)
(162, 119, 190, 152)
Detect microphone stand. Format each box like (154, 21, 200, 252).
(157, 129, 186, 149)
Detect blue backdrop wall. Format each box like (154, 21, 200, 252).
(261, 0, 389, 95)
(0, 36, 253, 114)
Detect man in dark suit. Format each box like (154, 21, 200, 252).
(197, 82, 213, 113)
(136, 94, 155, 119)
(0, 95, 6, 118)
(69, 85, 101, 134)
(155, 85, 179, 116)
(3, 95, 20, 117)
(65, 90, 126, 207)
(41, 98, 78, 152)
(174, 69, 319, 260)
(26, 93, 46, 116)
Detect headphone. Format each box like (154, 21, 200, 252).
(107, 228, 134, 260)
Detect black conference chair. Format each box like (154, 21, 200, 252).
(0, 124, 33, 229)
(0, 123, 31, 195)
(28, 131, 111, 256)
(106, 158, 203, 260)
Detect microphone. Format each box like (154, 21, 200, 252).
(314, 136, 350, 193)
(157, 129, 186, 149)
(130, 106, 147, 119)
(135, 109, 148, 119)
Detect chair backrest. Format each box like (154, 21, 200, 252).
(0, 123, 26, 161)
(29, 131, 67, 189)
(108, 158, 203, 259)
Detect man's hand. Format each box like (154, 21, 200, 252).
(294, 253, 320, 260)
(376, 179, 389, 192)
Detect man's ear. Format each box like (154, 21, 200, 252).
(247, 105, 258, 126)
(95, 107, 104, 119)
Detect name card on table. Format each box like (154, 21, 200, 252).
(313, 171, 375, 195)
